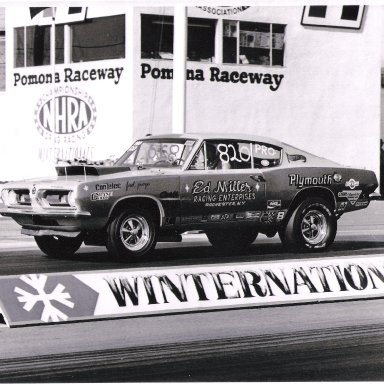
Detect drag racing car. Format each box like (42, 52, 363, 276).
(0, 133, 378, 260)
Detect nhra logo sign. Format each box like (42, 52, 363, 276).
(35, 86, 97, 143)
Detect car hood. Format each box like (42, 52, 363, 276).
(2, 165, 181, 188)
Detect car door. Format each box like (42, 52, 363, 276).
(179, 140, 267, 225)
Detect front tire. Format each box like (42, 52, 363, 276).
(34, 235, 83, 257)
(107, 209, 157, 260)
(206, 228, 258, 253)
(280, 197, 336, 251)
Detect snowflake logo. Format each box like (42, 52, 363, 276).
(14, 274, 74, 322)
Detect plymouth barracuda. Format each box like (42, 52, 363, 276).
(0, 133, 378, 260)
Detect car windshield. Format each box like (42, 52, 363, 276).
(115, 138, 196, 168)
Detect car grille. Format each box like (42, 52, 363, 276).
(12, 189, 31, 205)
(42, 191, 72, 207)
(3, 188, 74, 209)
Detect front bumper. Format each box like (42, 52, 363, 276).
(0, 207, 108, 235)
(21, 227, 82, 237)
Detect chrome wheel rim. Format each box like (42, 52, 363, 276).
(120, 216, 150, 252)
(301, 210, 327, 245)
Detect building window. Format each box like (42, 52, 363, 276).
(14, 25, 51, 67)
(55, 25, 64, 64)
(187, 18, 216, 62)
(141, 15, 215, 62)
(341, 6, 360, 21)
(223, 20, 285, 66)
(14, 14, 125, 67)
(141, 14, 174, 59)
(71, 15, 125, 63)
(14, 27, 24, 68)
(308, 6, 327, 18)
(14, 25, 64, 67)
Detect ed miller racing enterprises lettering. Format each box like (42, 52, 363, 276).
(0, 133, 378, 261)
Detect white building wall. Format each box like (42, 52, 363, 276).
(0, 5, 381, 181)
(135, 5, 381, 177)
(2, 6, 132, 181)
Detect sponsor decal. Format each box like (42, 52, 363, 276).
(345, 178, 360, 190)
(261, 211, 277, 224)
(338, 190, 362, 205)
(355, 201, 369, 208)
(137, 182, 150, 190)
(289, 174, 333, 189)
(267, 200, 281, 210)
(83, 185, 89, 191)
(192, 180, 256, 207)
(95, 183, 121, 191)
(181, 211, 285, 224)
(196, 6, 250, 16)
(246, 211, 261, 220)
(126, 181, 136, 190)
(181, 216, 202, 224)
(160, 191, 179, 199)
(140, 64, 284, 92)
(333, 173, 342, 183)
(35, 86, 96, 144)
(211, 213, 232, 222)
(91, 191, 113, 201)
(2, 256, 384, 326)
(337, 201, 348, 211)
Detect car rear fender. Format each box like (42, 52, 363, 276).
(285, 187, 337, 223)
(108, 195, 165, 227)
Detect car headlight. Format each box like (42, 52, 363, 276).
(7, 190, 17, 205)
(67, 190, 77, 207)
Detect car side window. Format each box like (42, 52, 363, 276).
(189, 146, 205, 170)
(252, 142, 282, 168)
(212, 141, 253, 170)
(188, 140, 282, 170)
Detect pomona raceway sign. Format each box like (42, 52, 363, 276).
(1, 256, 384, 326)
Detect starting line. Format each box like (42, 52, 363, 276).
(1, 254, 384, 327)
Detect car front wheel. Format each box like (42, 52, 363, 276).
(106, 209, 157, 260)
(34, 235, 83, 257)
(280, 197, 336, 251)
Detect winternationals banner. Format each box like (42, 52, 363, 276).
(1, 255, 384, 327)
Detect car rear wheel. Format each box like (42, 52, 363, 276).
(280, 197, 336, 251)
(106, 209, 157, 260)
(206, 228, 258, 252)
(34, 235, 83, 257)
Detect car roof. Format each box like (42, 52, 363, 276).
(139, 133, 284, 147)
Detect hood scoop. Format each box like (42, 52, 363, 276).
(56, 165, 130, 177)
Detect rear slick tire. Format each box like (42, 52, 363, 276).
(280, 197, 336, 251)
